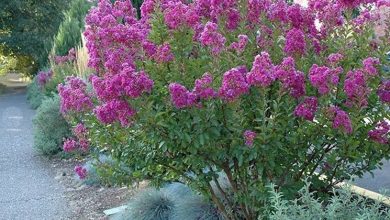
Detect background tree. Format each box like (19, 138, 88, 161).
(52, 0, 94, 56)
(0, 0, 70, 76)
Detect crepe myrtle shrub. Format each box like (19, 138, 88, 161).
(58, 0, 390, 219)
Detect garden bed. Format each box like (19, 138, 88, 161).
(49, 157, 133, 219)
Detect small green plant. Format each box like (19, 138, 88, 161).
(26, 77, 45, 109)
(77, 154, 133, 186)
(266, 182, 390, 220)
(33, 94, 71, 156)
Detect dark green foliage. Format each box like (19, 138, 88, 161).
(33, 94, 71, 156)
(26, 77, 45, 109)
(0, 0, 70, 72)
(131, 0, 144, 18)
(52, 0, 93, 56)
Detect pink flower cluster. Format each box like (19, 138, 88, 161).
(328, 106, 353, 134)
(199, 22, 226, 55)
(91, 69, 153, 101)
(163, 1, 199, 29)
(63, 123, 90, 152)
(73, 123, 90, 151)
(90, 66, 153, 126)
(368, 121, 390, 144)
(294, 97, 318, 121)
(247, 52, 275, 87)
(94, 100, 136, 127)
(309, 64, 342, 95)
(377, 80, 390, 104)
(54, 48, 76, 65)
(243, 130, 256, 147)
(362, 57, 380, 76)
(327, 53, 344, 65)
(169, 73, 216, 109)
(36, 70, 53, 88)
(74, 165, 87, 179)
(219, 66, 249, 102)
(344, 70, 369, 108)
(284, 28, 306, 56)
(275, 57, 306, 99)
(230, 35, 249, 54)
(58, 77, 93, 113)
(169, 83, 197, 109)
(84, 0, 145, 74)
(63, 138, 78, 152)
(154, 44, 174, 63)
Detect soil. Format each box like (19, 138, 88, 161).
(50, 157, 133, 220)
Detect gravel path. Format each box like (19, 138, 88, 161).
(354, 160, 390, 193)
(0, 89, 70, 220)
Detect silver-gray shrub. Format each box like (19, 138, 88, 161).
(33, 94, 71, 156)
(266, 182, 390, 220)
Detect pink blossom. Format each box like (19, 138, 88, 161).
(142, 41, 157, 58)
(36, 70, 53, 88)
(344, 70, 369, 108)
(378, 80, 390, 104)
(377, 0, 390, 7)
(362, 57, 380, 76)
(274, 57, 306, 98)
(58, 77, 93, 114)
(164, 1, 199, 29)
(154, 43, 174, 63)
(267, 0, 288, 23)
(219, 66, 249, 102)
(287, 4, 307, 28)
(309, 64, 342, 95)
(294, 97, 318, 121)
(247, 0, 270, 24)
(169, 83, 197, 109)
(327, 53, 344, 65)
(94, 100, 136, 127)
(73, 123, 87, 139)
(63, 138, 77, 152)
(284, 28, 306, 56)
(309, 0, 344, 36)
(328, 106, 353, 134)
(226, 8, 240, 30)
(199, 22, 226, 55)
(368, 121, 390, 144)
(247, 52, 275, 87)
(90, 68, 153, 101)
(74, 165, 88, 179)
(193, 73, 217, 100)
(230, 34, 249, 53)
(338, 0, 378, 9)
(79, 139, 90, 152)
(243, 130, 256, 147)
